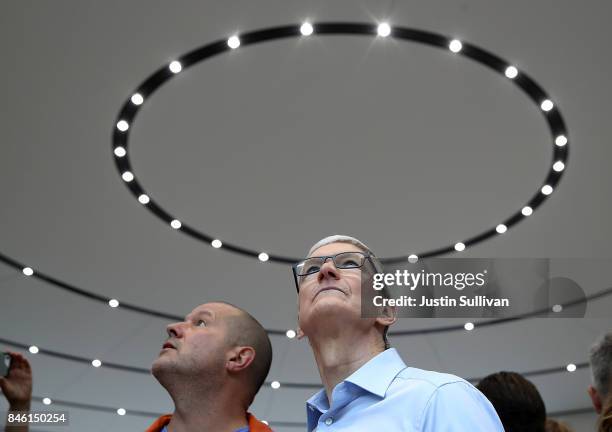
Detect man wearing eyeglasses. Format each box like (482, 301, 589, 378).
(294, 235, 503, 431)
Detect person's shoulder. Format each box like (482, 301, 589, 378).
(389, 366, 485, 404)
(247, 412, 274, 432)
(395, 366, 471, 390)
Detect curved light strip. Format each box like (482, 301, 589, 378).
(1, 253, 608, 336)
(112, 22, 569, 264)
(0, 337, 588, 389)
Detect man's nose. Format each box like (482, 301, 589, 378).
(318, 258, 340, 282)
(166, 322, 185, 338)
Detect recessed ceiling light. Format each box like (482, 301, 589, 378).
(121, 171, 134, 182)
(505, 66, 518, 79)
(553, 161, 565, 172)
(541, 99, 554, 111)
(555, 135, 568, 147)
(377, 23, 391, 37)
(130, 93, 144, 105)
(116, 120, 129, 132)
(449, 39, 462, 53)
(228, 36, 240, 49)
(300, 22, 314, 36)
(169, 61, 182, 73)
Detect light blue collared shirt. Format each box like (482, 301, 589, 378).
(306, 348, 504, 431)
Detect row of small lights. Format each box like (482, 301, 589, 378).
(24, 317, 574, 387)
(113, 21, 568, 262)
(46, 398, 126, 417)
(25, 336, 578, 412)
(17, 283, 568, 339)
(29, 346, 124, 414)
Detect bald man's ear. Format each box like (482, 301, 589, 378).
(227, 346, 256, 374)
(297, 327, 305, 340)
(588, 385, 603, 414)
(376, 305, 397, 328)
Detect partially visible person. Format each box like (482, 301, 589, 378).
(476, 371, 546, 432)
(589, 332, 612, 432)
(295, 234, 504, 432)
(545, 418, 574, 432)
(0, 351, 32, 432)
(598, 405, 612, 432)
(148, 302, 273, 432)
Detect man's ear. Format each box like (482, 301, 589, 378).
(297, 327, 305, 340)
(227, 346, 256, 373)
(376, 304, 397, 327)
(588, 385, 603, 414)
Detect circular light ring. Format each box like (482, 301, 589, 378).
(112, 22, 569, 264)
(0, 335, 592, 385)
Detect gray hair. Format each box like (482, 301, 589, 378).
(307, 234, 384, 273)
(590, 332, 612, 396)
(307, 234, 390, 349)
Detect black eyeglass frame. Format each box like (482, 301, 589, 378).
(291, 251, 376, 292)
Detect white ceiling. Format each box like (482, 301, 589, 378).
(1, 1, 611, 431)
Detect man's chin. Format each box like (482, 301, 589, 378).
(306, 298, 358, 324)
(151, 356, 173, 378)
(313, 290, 351, 304)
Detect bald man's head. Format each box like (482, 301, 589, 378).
(153, 301, 272, 407)
(220, 302, 273, 405)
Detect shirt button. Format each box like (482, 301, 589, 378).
(325, 417, 333, 426)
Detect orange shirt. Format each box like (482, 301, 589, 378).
(145, 412, 273, 432)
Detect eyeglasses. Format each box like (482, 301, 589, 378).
(292, 251, 373, 292)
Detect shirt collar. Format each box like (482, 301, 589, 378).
(306, 348, 407, 411)
(344, 348, 407, 397)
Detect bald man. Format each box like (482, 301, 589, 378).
(148, 302, 273, 432)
